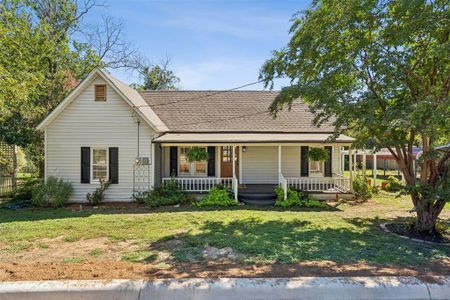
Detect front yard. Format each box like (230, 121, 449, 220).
(0, 192, 449, 280)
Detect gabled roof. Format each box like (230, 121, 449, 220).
(139, 90, 336, 133)
(36, 68, 168, 132)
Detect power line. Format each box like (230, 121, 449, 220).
(133, 79, 266, 109)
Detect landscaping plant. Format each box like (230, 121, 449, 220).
(185, 147, 209, 162)
(307, 147, 329, 162)
(352, 175, 373, 200)
(260, 0, 450, 233)
(193, 185, 238, 207)
(86, 179, 110, 205)
(31, 176, 73, 208)
(275, 186, 327, 208)
(145, 179, 193, 208)
(384, 176, 402, 192)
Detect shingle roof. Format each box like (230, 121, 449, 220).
(138, 90, 336, 132)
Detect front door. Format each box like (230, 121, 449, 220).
(220, 146, 239, 178)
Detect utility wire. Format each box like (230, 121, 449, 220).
(133, 79, 266, 108)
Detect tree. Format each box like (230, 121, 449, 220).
(260, 0, 449, 233)
(0, 0, 134, 175)
(130, 56, 180, 90)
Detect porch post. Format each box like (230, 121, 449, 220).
(341, 147, 345, 174)
(232, 145, 236, 178)
(373, 152, 377, 187)
(278, 145, 282, 176)
(349, 146, 353, 192)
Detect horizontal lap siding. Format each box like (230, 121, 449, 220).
(282, 146, 301, 177)
(242, 146, 278, 184)
(46, 76, 154, 202)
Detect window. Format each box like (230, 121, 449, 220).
(309, 160, 324, 176)
(95, 85, 106, 101)
(92, 148, 108, 181)
(179, 147, 191, 175)
(178, 147, 208, 176)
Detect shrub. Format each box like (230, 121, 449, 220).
(132, 191, 148, 204)
(86, 179, 110, 205)
(275, 186, 327, 208)
(145, 179, 192, 208)
(352, 175, 373, 199)
(193, 185, 238, 207)
(32, 176, 73, 208)
(15, 176, 41, 200)
(384, 176, 402, 192)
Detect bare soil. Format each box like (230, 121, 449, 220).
(1, 259, 449, 281)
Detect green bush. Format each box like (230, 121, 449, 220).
(86, 179, 110, 205)
(145, 179, 193, 208)
(384, 176, 402, 192)
(193, 185, 238, 207)
(352, 175, 373, 199)
(15, 175, 41, 200)
(275, 186, 327, 208)
(31, 176, 73, 208)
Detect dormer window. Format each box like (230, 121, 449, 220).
(95, 85, 106, 101)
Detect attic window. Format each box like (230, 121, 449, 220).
(95, 85, 106, 101)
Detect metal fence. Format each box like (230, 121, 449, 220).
(0, 142, 16, 198)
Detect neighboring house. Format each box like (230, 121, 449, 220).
(37, 68, 355, 203)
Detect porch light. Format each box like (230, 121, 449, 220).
(242, 146, 246, 152)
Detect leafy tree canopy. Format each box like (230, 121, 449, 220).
(260, 0, 449, 232)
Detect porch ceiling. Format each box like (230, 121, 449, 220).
(153, 132, 354, 144)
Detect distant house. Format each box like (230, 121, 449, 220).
(37, 68, 355, 203)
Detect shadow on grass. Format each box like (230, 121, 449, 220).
(147, 216, 450, 271)
(0, 201, 340, 224)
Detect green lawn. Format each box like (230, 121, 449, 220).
(0, 193, 448, 273)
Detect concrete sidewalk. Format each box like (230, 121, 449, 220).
(0, 276, 449, 300)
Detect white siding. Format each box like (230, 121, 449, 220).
(46, 76, 154, 202)
(282, 146, 301, 177)
(242, 146, 278, 184)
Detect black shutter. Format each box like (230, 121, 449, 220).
(81, 147, 90, 183)
(301, 146, 309, 177)
(324, 146, 332, 177)
(169, 146, 178, 176)
(109, 147, 119, 184)
(207, 146, 216, 176)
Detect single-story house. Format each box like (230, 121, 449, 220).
(37, 68, 355, 203)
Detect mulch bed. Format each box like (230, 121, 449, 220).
(384, 222, 450, 244)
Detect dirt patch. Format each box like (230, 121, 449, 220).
(0, 259, 449, 281)
(384, 222, 450, 244)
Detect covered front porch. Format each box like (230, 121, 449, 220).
(153, 133, 355, 200)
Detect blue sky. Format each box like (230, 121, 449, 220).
(87, 0, 311, 90)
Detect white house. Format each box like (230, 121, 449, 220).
(37, 68, 355, 203)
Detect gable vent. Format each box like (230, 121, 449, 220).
(95, 84, 106, 101)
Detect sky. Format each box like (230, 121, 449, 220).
(86, 0, 312, 90)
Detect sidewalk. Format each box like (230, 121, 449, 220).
(0, 276, 449, 300)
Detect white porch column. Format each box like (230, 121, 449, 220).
(349, 146, 353, 192)
(232, 145, 236, 178)
(373, 152, 377, 187)
(278, 145, 282, 176)
(239, 146, 243, 184)
(341, 147, 345, 173)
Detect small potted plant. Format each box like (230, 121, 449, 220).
(307, 147, 329, 162)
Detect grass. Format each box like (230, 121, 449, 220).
(0, 193, 448, 268)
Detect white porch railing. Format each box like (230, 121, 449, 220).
(285, 175, 351, 192)
(163, 177, 232, 193)
(279, 173, 287, 200)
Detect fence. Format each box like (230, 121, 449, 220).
(0, 142, 16, 198)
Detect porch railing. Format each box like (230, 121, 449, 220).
(278, 173, 287, 200)
(162, 177, 232, 193)
(285, 175, 351, 192)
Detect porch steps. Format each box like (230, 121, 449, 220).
(238, 184, 277, 206)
